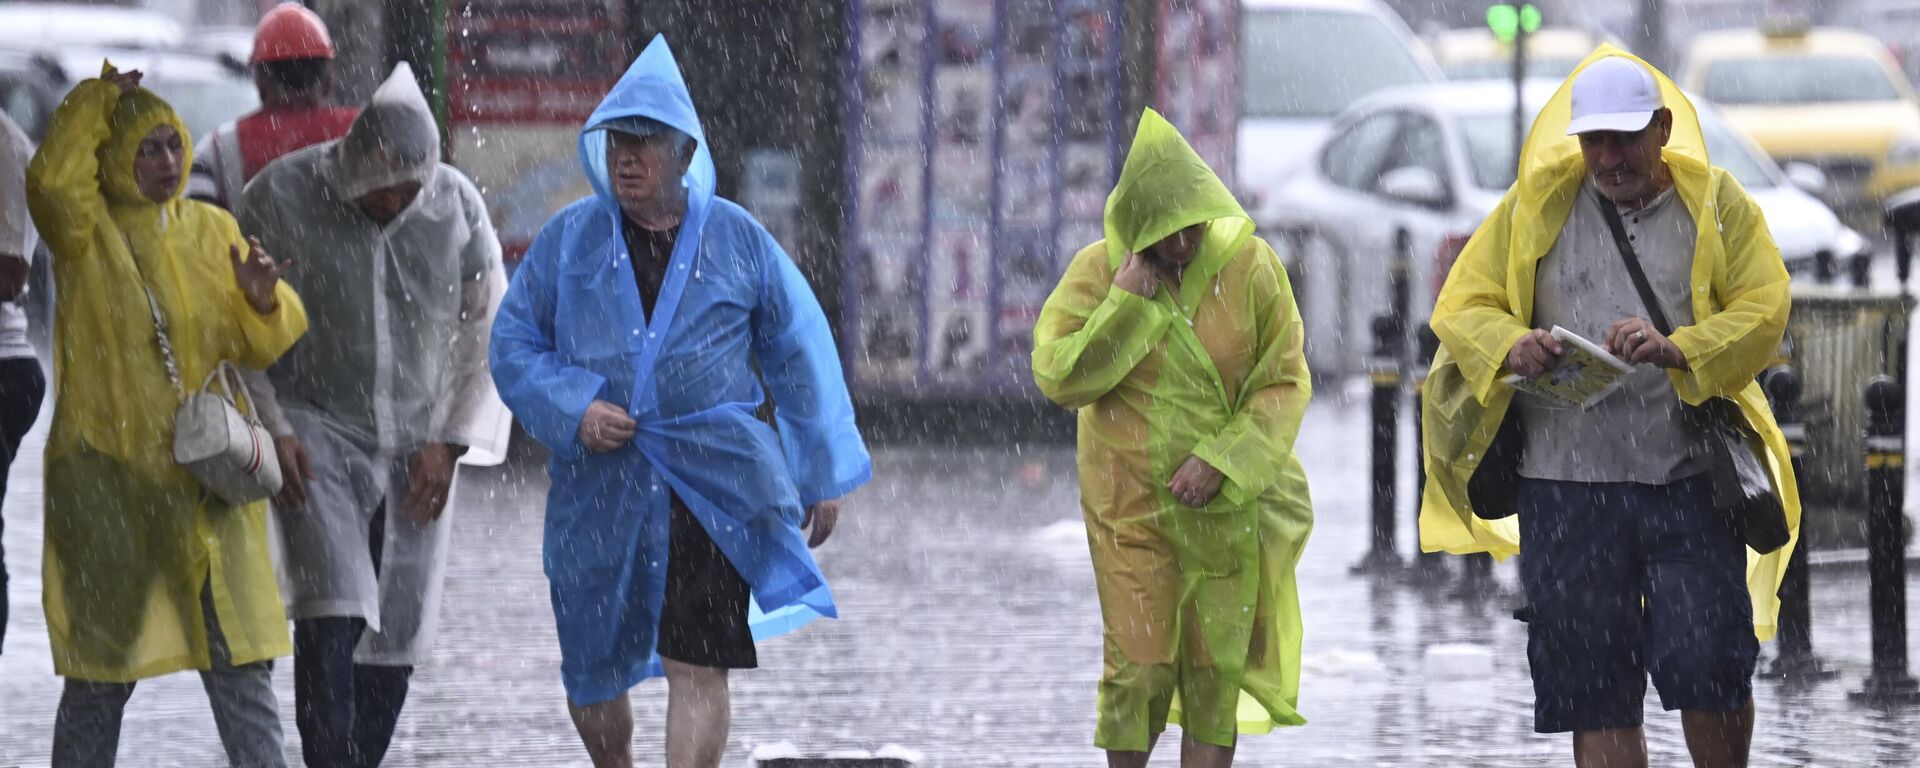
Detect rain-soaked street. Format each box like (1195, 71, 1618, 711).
(2, 395, 1919, 766)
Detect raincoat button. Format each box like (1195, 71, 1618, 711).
(1466, 453, 1476, 461)
(632, 329, 640, 336)
(648, 332, 656, 338)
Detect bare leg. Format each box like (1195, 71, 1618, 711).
(1105, 731, 1162, 768)
(567, 692, 634, 768)
(1680, 698, 1754, 768)
(663, 658, 730, 768)
(1181, 732, 1235, 768)
(1573, 726, 1649, 768)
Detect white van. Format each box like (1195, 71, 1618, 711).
(1238, 0, 1440, 230)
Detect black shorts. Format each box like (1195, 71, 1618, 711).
(656, 495, 758, 669)
(1517, 475, 1757, 733)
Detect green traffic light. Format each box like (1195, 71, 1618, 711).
(1486, 3, 1542, 42)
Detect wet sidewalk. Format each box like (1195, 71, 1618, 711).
(2, 399, 1919, 766)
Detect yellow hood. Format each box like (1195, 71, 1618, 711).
(96, 61, 192, 207)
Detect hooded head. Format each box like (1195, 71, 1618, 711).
(329, 62, 439, 217)
(578, 34, 715, 225)
(1102, 109, 1250, 276)
(98, 63, 193, 207)
(1518, 46, 1707, 202)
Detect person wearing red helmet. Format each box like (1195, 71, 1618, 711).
(187, 2, 358, 210)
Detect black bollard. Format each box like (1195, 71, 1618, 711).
(1408, 327, 1449, 584)
(1850, 375, 1920, 704)
(1758, 365, 1836, 681)
(1852, 252, 1874, 289)
(1352, 313, 1405, 575)
(1815, 250, 1837, 285)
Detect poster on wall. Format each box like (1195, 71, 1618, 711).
(857, 304, 921, 384)
(857, 147, 926, 233)
(845, 0, 1129, 396)
(1156, 0, 1238, 185)
(444, 0, 626, 263)
(928, 305, 991, 382)
(860, 0, 926, 142)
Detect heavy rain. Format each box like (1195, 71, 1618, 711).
(0, 0, 1918, 766)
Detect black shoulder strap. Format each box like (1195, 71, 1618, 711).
(1593, 192, 1676, 337)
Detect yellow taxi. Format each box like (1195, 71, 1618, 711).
(1429, 26, 1610, 82)
(1681, 25, 1920, 221)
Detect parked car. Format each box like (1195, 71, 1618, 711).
(0, 2, 186, 49)
(13, 45, 259, 144)
(1430, 27, 1612, 81)
(0, 47, 62, 140)
(1680, 25, 1920, 226)
(1237, 0, 1439, 232)
(1268, 79, 1867, 378)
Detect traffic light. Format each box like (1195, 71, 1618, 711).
(1487, 3, 1542, 43)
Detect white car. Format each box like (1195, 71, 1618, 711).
(1268, 79, 1868, 379)
(0, 3, 185, 49)
(1237, 0, 1439, 228)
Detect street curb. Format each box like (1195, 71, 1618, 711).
(1809, 546, 1920, 570)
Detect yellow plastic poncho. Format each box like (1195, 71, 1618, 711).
(26, 67, 308, 682)
(1032, 109, 1313, 750)
(1419, 47, 1800, 641)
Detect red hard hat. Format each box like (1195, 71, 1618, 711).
(251, 3, 335, 64)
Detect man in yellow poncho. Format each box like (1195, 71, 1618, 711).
(1033, 109, 1312, 767)
(26, 65, 307, 766)
(1420, 49, 1798, 766)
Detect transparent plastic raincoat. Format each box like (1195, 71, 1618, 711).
(490, 36, 871, 705)
(26, 65, 308, 681)
(1419, 47, 1800, 641)
(1032, 110, 1313, 749)
(237, 63, 508, 665)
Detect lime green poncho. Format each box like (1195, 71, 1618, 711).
(1033, 109, 1314, 750)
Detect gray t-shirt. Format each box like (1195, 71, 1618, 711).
(1516, 182, 1708, 484)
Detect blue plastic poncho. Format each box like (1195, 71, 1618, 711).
(490, 35, 873, 704)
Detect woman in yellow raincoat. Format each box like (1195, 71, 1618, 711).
(1033, 109, 1313, 766)
(26, 65, 306, 765)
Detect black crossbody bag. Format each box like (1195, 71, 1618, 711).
(1594, 194, 1790, 554)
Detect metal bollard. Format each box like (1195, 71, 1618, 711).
(1352, 313, 1405, 575)
(1850, 375, 1920, 704)
(1851, 252, 1874, 289)
(1758, 365, 1836, 681)
(1815, 250, 1837, 285)
(1408, 327, 1449, 584)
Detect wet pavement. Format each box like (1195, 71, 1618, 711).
(2, 396, 1920, 766)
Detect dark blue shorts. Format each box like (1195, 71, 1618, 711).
(1518, 474, 1758, 734)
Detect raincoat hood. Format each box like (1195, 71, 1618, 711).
(1515, 46, 1709, 210)
(1103, 109, 1250, 278)
(99, 62, 192, 207)
(578, 34, 715, 219)
(328, 62, 440, 200)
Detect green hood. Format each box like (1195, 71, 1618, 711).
(1102, 108, 1251, 285)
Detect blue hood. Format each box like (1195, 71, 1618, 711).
(578, 34, 717, 219)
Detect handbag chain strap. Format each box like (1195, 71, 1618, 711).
(123, 235, 186, 399)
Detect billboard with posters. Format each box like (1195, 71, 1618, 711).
(443, 0, 628, 264)
(844, 0, 1127, 396)
(1155, 0, 1238, 188)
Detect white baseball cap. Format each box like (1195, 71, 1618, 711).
(1565, 56, 1664, 135)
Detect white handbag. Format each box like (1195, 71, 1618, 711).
(135, 273, 283, 506)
